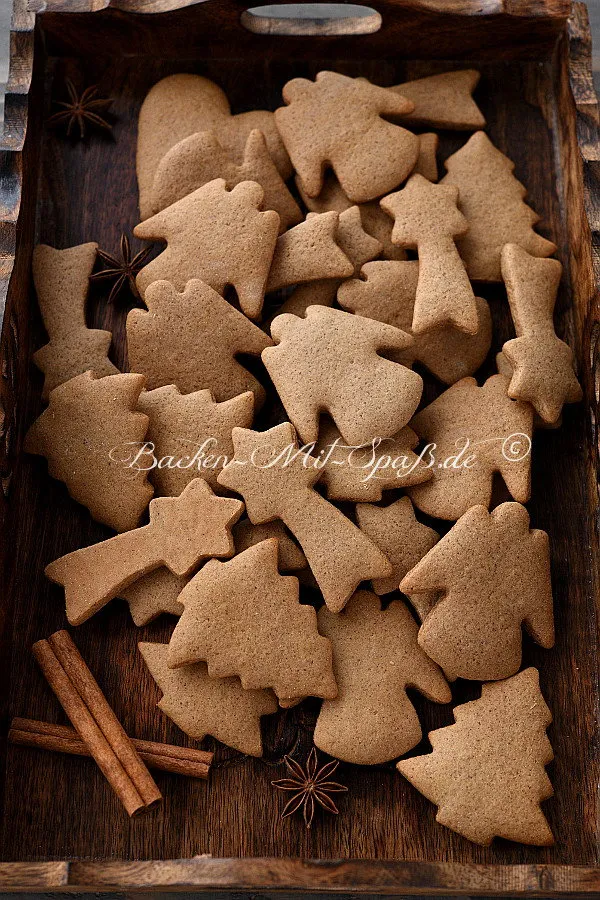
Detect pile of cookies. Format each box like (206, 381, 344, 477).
(27, 68, 581, 847)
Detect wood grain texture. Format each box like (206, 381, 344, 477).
(0, 0, 599, 891)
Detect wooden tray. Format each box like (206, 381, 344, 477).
(1, 0, 600, 893)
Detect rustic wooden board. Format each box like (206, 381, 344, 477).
(0, 0, 599, 891)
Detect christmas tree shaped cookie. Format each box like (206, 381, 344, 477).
(217, 423, 392, 612)
(152, 129, 302, 231)
(25, 372, 153, 532)
(32, 243, 118, 399)
(442, 132, 556, 281)
(407, 375, 533, 520)
(397, 668, 554, 846)
(134, 178, 280, 319)
(266, 211, 354, 293)
(381, 174, 478, 335)
(315, 591, 450, 765)
(263, 305, 423, 445)
(500, 244, 581, 424)
(127, 280, 271, 407)
(338, 260, 492, 385)
(139, 642, 278, 757)
(315, 420, 430, 503)
(168, 539, 337, 702)
(137, 73, 291, 220)
(356, 497, 439, 595)
(275, 71, 419, 202)
(138, 386, 254, 497)
(401, 503, 554, 681)
(390, 70, 485, 130)
(46, 479, 243, 625)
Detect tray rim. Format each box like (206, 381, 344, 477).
(1, 0, 599, 892)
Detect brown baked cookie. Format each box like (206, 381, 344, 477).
(442, 132, 556, 281)
(151, 129, 302, 231)
(275, 71, 418, 202)
(232, 519, 307, 572)
(389, 70, 485, 130)
(121, 569, 186, 627)
(272, 206, 383, 320)
(407, 374, 533, 520)
(337, 260, 492, 385)
(397, 668, 554, 846)
(414, 133, 439, 182)
(401, 503, 554, 681)
(134, 178, 280, 319)
(126, 280, 271, 407)
(25, 372, 153, 532)
(500, 244, 581, 424)
(137, 73, 291, 220)
(356, 496, 439, 595)
(314, 590, 451, 765)
(297, 173, 406, 262)
(265, 211, 354, 293)
(168, 539, 338, 702)
(381, 174, 478, 335)
(217, 423, 392, 612)
(32, 242, 118, 399)
(263, 305, 422, 445)
(138, 386, 254, 496)
(315, 420, 431, 503)
(45, 478, 243, 625)
(139, 641, 278, 757)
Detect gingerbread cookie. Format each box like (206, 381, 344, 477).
(397, 668, 554, 846)
(168, 539, 337, 702)
(297, 173, 406, 262)
(137, 73, 291, 219)
(134, 179, 280, 319)
(232, 519, 306, 572)
(275, 71, 418, 202)
(263, 306, 422, 445)
(315, 590, 450, 765)
(32, 243, 118, 399)
(338, 261, 492, 385)
(315, 420, 430, 503)
(217, 423, 392, 612)
(121, 569, 186, 627)
(272, 206, 382, 319)
(356, 497, 439, 595)
(139, 642, 278, 757)
(265, 211, 354, 294)
(127, 280, 271, 407)
(46, 479, 243, 625)
(138, 386, 254, 496)
(381, 174, 478, 335)
(442, 132, 556, 281)
(414, 133, 439, 182)
(500, 244, 581, 424)
(390, 70, 485, 130)
(151, 129, 302, 231)
(401, 503, 554, 681)
(25, 372, 153, 532)
(407, 375, 533, 520)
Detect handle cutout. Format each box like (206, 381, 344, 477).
(241, 4, 382, 36)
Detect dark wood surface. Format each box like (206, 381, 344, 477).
(0, 0, 599, 891)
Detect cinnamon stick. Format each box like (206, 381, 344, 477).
(47, 630, 162, 809)
(32, 639, 149, 816)
(10, 718, 212, 779)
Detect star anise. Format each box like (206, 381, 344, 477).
(272, 747, 347, 829)
(91, 234, 153, 305)
(47, 78, 113, 140)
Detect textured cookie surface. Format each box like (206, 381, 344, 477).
(275, 71, 418, 202)
(390, 70, 485, 130)
(315, 590, 450, 765)
(25, 372, 153, 532)
(401, 503, 554, 681)
(397, 668, 554, 846)
(134, 178, 280, 319)
(168, 539, 337, 701)
(266, 211, 354, 293)
(127, 280, 271, 407)
(140, 641, 278, 757)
